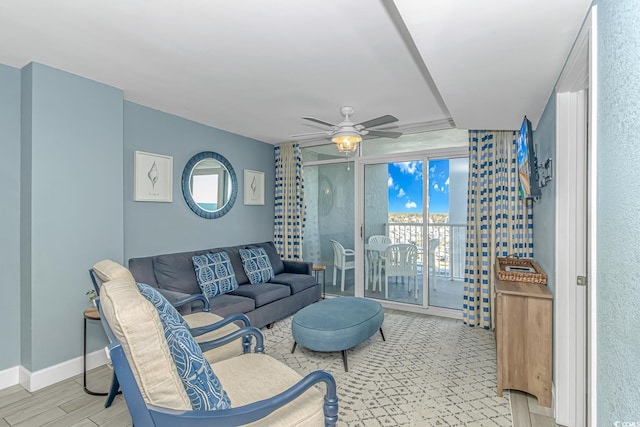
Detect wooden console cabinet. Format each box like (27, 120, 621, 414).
(495, 271, 552, 407)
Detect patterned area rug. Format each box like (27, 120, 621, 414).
(262, 309, 511, 426)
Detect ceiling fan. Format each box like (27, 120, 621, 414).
(292, 106, 403, 153)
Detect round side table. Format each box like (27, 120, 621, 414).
(83, 306, 108, 396)
(312, 264, 326, 299)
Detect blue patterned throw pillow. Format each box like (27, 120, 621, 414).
(192, 252, 239, 298)
(137, 283, 188, 329)
(145, 284, 232, 410)
(239, 247, 274, 285)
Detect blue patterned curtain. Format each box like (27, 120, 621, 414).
(273, 142, 305, 260)
(463, 130, 534, 329)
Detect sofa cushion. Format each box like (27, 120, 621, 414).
(154, 251, 206, 295)
(208, 294, 256, 318)
(128, 257, 158, 287)
(153, 296, 232, 411)
(182, 312, 243, 363)
(192, 252, 239, 298)
(99, 278, 192, 410)
(229, 283, 290, 308)
(249, 241, 285, 275)
(239, 247, 274, 284)
(212, 353, 324, 426)
(269, 273, 317, 295)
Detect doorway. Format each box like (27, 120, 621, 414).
(554, 5, 596, 426)
(359, 152, 468, 312)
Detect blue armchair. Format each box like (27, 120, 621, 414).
(90, 260, 260, 408)
(98, 274, 339, 426)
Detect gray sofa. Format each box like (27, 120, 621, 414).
(128, 241, 320, 328)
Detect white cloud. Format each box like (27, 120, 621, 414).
(397, 188, 406, 197)
(445, 177, 450, 186)
(405, 200, 417, 209)
(433, 183, 439, 190)
(394, 161, 418, 175)
(388, 176, 394, 187)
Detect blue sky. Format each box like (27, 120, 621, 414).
(387, 160, 449, 213)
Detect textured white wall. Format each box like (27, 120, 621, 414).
(597, 0, 640, 422)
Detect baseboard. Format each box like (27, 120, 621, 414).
(0, 366, 20, 390)
(19, 349, 108, 392)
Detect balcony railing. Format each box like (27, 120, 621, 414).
(388, 222, 466, 280)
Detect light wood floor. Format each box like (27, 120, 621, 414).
(511, 390, 561, 427)
(0, 366, 132, 427)
(0, 365, 561, 426)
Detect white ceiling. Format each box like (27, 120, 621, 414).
(0, 0, 591, 144)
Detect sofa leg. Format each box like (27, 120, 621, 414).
(266, 322, 275, 329)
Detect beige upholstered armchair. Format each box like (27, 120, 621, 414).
(95, 260, 339, 426)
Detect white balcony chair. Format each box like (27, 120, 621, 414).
(429, 238, 439, 290)
(366, 235, 392, 292)
(368, 235, 392, 244)
(330, 239, 355, 292)
(383, 244, 419, 299)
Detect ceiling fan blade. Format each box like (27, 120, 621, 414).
(357, 114, 398, 129)
(302, 117, 336, 127)
(366, 130, 403, 139)
(290, 131, 330, 138)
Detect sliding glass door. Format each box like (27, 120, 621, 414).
(301, 132, 469, 316)
(361, 155, 468, 311)
(363, 160, 425, 305)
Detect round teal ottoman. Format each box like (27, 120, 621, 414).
(291, 297, 385, 371)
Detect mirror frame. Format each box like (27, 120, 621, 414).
(181, 151, 238, 219)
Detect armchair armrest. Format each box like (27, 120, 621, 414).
(148, 370, 338, 427)
(282, 260, 312, 275)
(157, 289, 210, 313)
(344, 249, 355, 256)
(198, 326, 265, 354)
(189, 313, 251, 337)
(174, 293, 210, 312)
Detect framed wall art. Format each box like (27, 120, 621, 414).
(244, 169, 264, 205)
(134, 151, 173, 202)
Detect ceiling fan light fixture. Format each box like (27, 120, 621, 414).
(331, 132, 362, 153)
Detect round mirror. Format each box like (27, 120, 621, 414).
(181, 152, 237, 219)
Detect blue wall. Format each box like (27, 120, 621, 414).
(123, 102, 275, 260)
(597, 0, 640, 422)
(0, 65, 22, 371)
(20, 63, 124, 371)
(0, 61, 275, 378)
